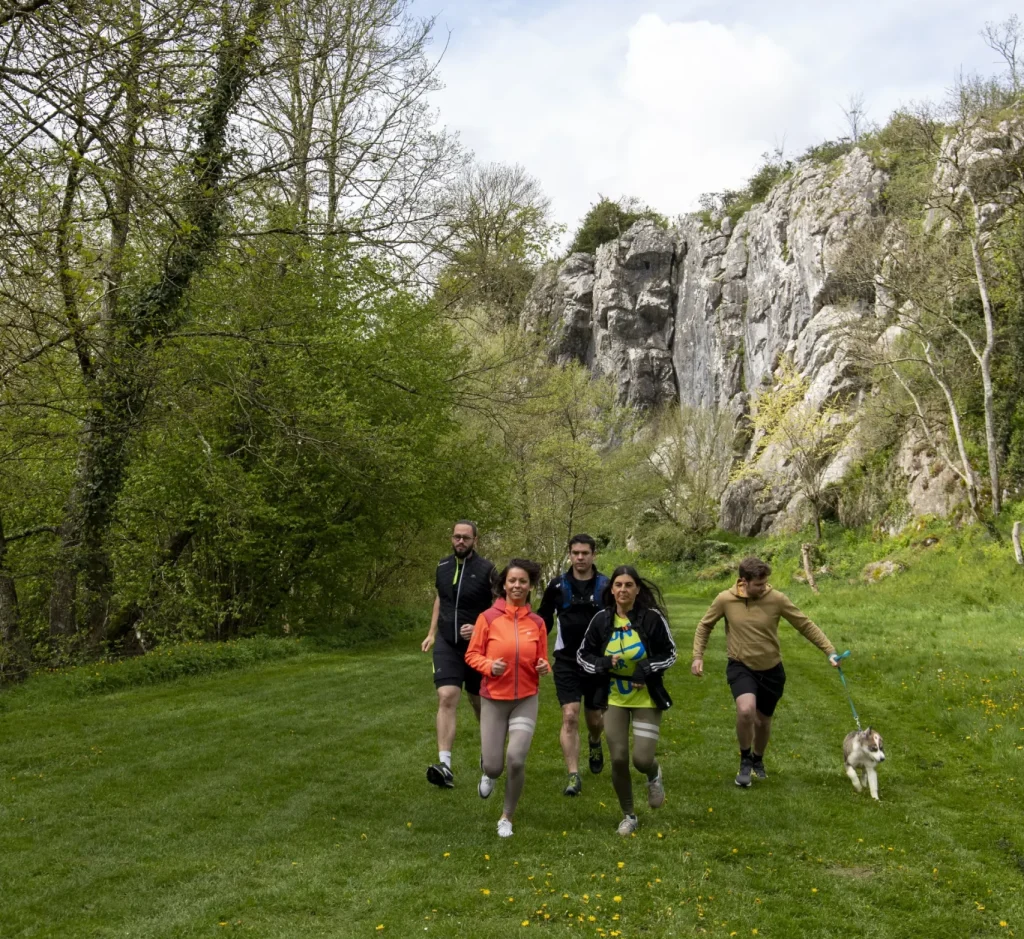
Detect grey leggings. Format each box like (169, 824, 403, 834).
(604, 705, 662, 815)
(480, 695, 539, 819)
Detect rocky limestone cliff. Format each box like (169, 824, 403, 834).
(523, 124, 1024, 535)
(522, 148, 890, 533)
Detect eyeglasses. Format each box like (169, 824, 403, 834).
(452, 535, 474, 542)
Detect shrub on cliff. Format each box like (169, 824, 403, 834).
(567, 196, 667, 254)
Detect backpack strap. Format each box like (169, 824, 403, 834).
(593, 574, 608, 604)
(559, 575, 572, 610)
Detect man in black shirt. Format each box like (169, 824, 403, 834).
(538, 534, 608, 796)
(421, 520, 496, 789)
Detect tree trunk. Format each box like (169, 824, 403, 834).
(0, 512, 28, 683)
(968, 225, 1001, 516)
(923, 342, 980, 517)
(1013, 522, 1023, 566)
(801, 543, 820, 594)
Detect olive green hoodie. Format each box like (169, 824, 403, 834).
(692, 582, 835, 671)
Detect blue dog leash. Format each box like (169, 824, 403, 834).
(833, 650, 862, 731)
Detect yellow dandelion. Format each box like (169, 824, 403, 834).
(588, 915, 596, 922)
(612, 914, 620, 921)
(406, 822, 412, 828)
(484, 854, 490, 860)
(732, 848, 738, 854)
(617, 861, 625, 869)
(752, 930, 758, 935)
(521, 921, 529, 927)
(1000, 921, 1008, 928)
(708, 807, 714, 813)
(657, 832, 663, 838)
(481, 889, 490, 896)
(613, 896, 622, 903)
(443, 852, 450, 858)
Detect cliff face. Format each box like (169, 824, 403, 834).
(522, 149, 895, 533)
(523, 120, 1024, 535)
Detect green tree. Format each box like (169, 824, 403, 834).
(567, 196, 667, 255)
(437, 163, 562, 324)
(736, 358, 849, 541)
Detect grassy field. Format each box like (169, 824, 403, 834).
(3, 535, 1024, 938)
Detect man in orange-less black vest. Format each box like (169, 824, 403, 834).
(421, 520, 495, 789)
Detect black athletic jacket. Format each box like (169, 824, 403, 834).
(435, 551, 495, 646)
(576, 606, 677, 710)
(537, 570, 609, 658)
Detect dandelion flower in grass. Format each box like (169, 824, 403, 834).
(1000, 921, 1008, 927)
(521, 921, 530, 927)
(588, 915, 597, 922)
(443, 852, 450, 858)
(617, 862, 625, 869)
(484, 854, 490, 861)
(613, 896, 622, 903)
(480, 889, 490, 896)
(812, 888, 818, 894)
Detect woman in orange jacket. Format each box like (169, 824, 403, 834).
(465, 558, 550, 838)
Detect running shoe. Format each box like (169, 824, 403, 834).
(752, 757, 767, 780)
(646, 765, 665, 808)
(563, 772, 582, 797)
(497, 817, 514, 838)
(588, 740, 604, 774)
(735, 756, 753, 788)
(427, 763, 454, 788)
(479, 774, 494, 799)
(616, 814, 639, 836)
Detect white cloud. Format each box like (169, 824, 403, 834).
(428, 1, 1021, 235)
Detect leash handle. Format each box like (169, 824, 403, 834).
(834, 651, 862, 731)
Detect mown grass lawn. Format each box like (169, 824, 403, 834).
(3, 545, 1024, 938)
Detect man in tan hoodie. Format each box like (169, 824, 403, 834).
(691, 556, 840, 787)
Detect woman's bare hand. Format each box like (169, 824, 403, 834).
(491, 657, 508, 676)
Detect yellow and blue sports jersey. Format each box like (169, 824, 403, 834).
(604, 614, 655, 708)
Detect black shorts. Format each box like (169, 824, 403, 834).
(432, 635, 481, 695)
(553, 655, 604, 710)
(726, 659, 786, 716)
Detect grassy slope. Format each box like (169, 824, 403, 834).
(2, 539, 1024, 938)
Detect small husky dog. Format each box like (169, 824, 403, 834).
(843, 727, 886, 800)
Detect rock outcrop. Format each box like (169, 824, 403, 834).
(522, 127, 1023, 534)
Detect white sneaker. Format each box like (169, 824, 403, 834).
(497, 817, 514, 838)
(479, 774, 494, 799)
(616, 814, 639, 837)
(647, 765, 665, 809)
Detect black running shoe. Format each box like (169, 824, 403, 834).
(588, 740, 604, 775)
(735, 756, 753, 788)
(563, 772, 582, 796)
(751, 758, 767, 780)
(427, 763, 454, 788)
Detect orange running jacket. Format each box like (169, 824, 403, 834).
(465, 598, 548, 700)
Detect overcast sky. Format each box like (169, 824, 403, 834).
(412, 0, 1020, 233)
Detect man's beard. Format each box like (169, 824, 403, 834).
(454, 544, 473, 558)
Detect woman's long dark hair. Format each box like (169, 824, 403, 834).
(602, 565, 669, 620)
(492, 558, 543, 600)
